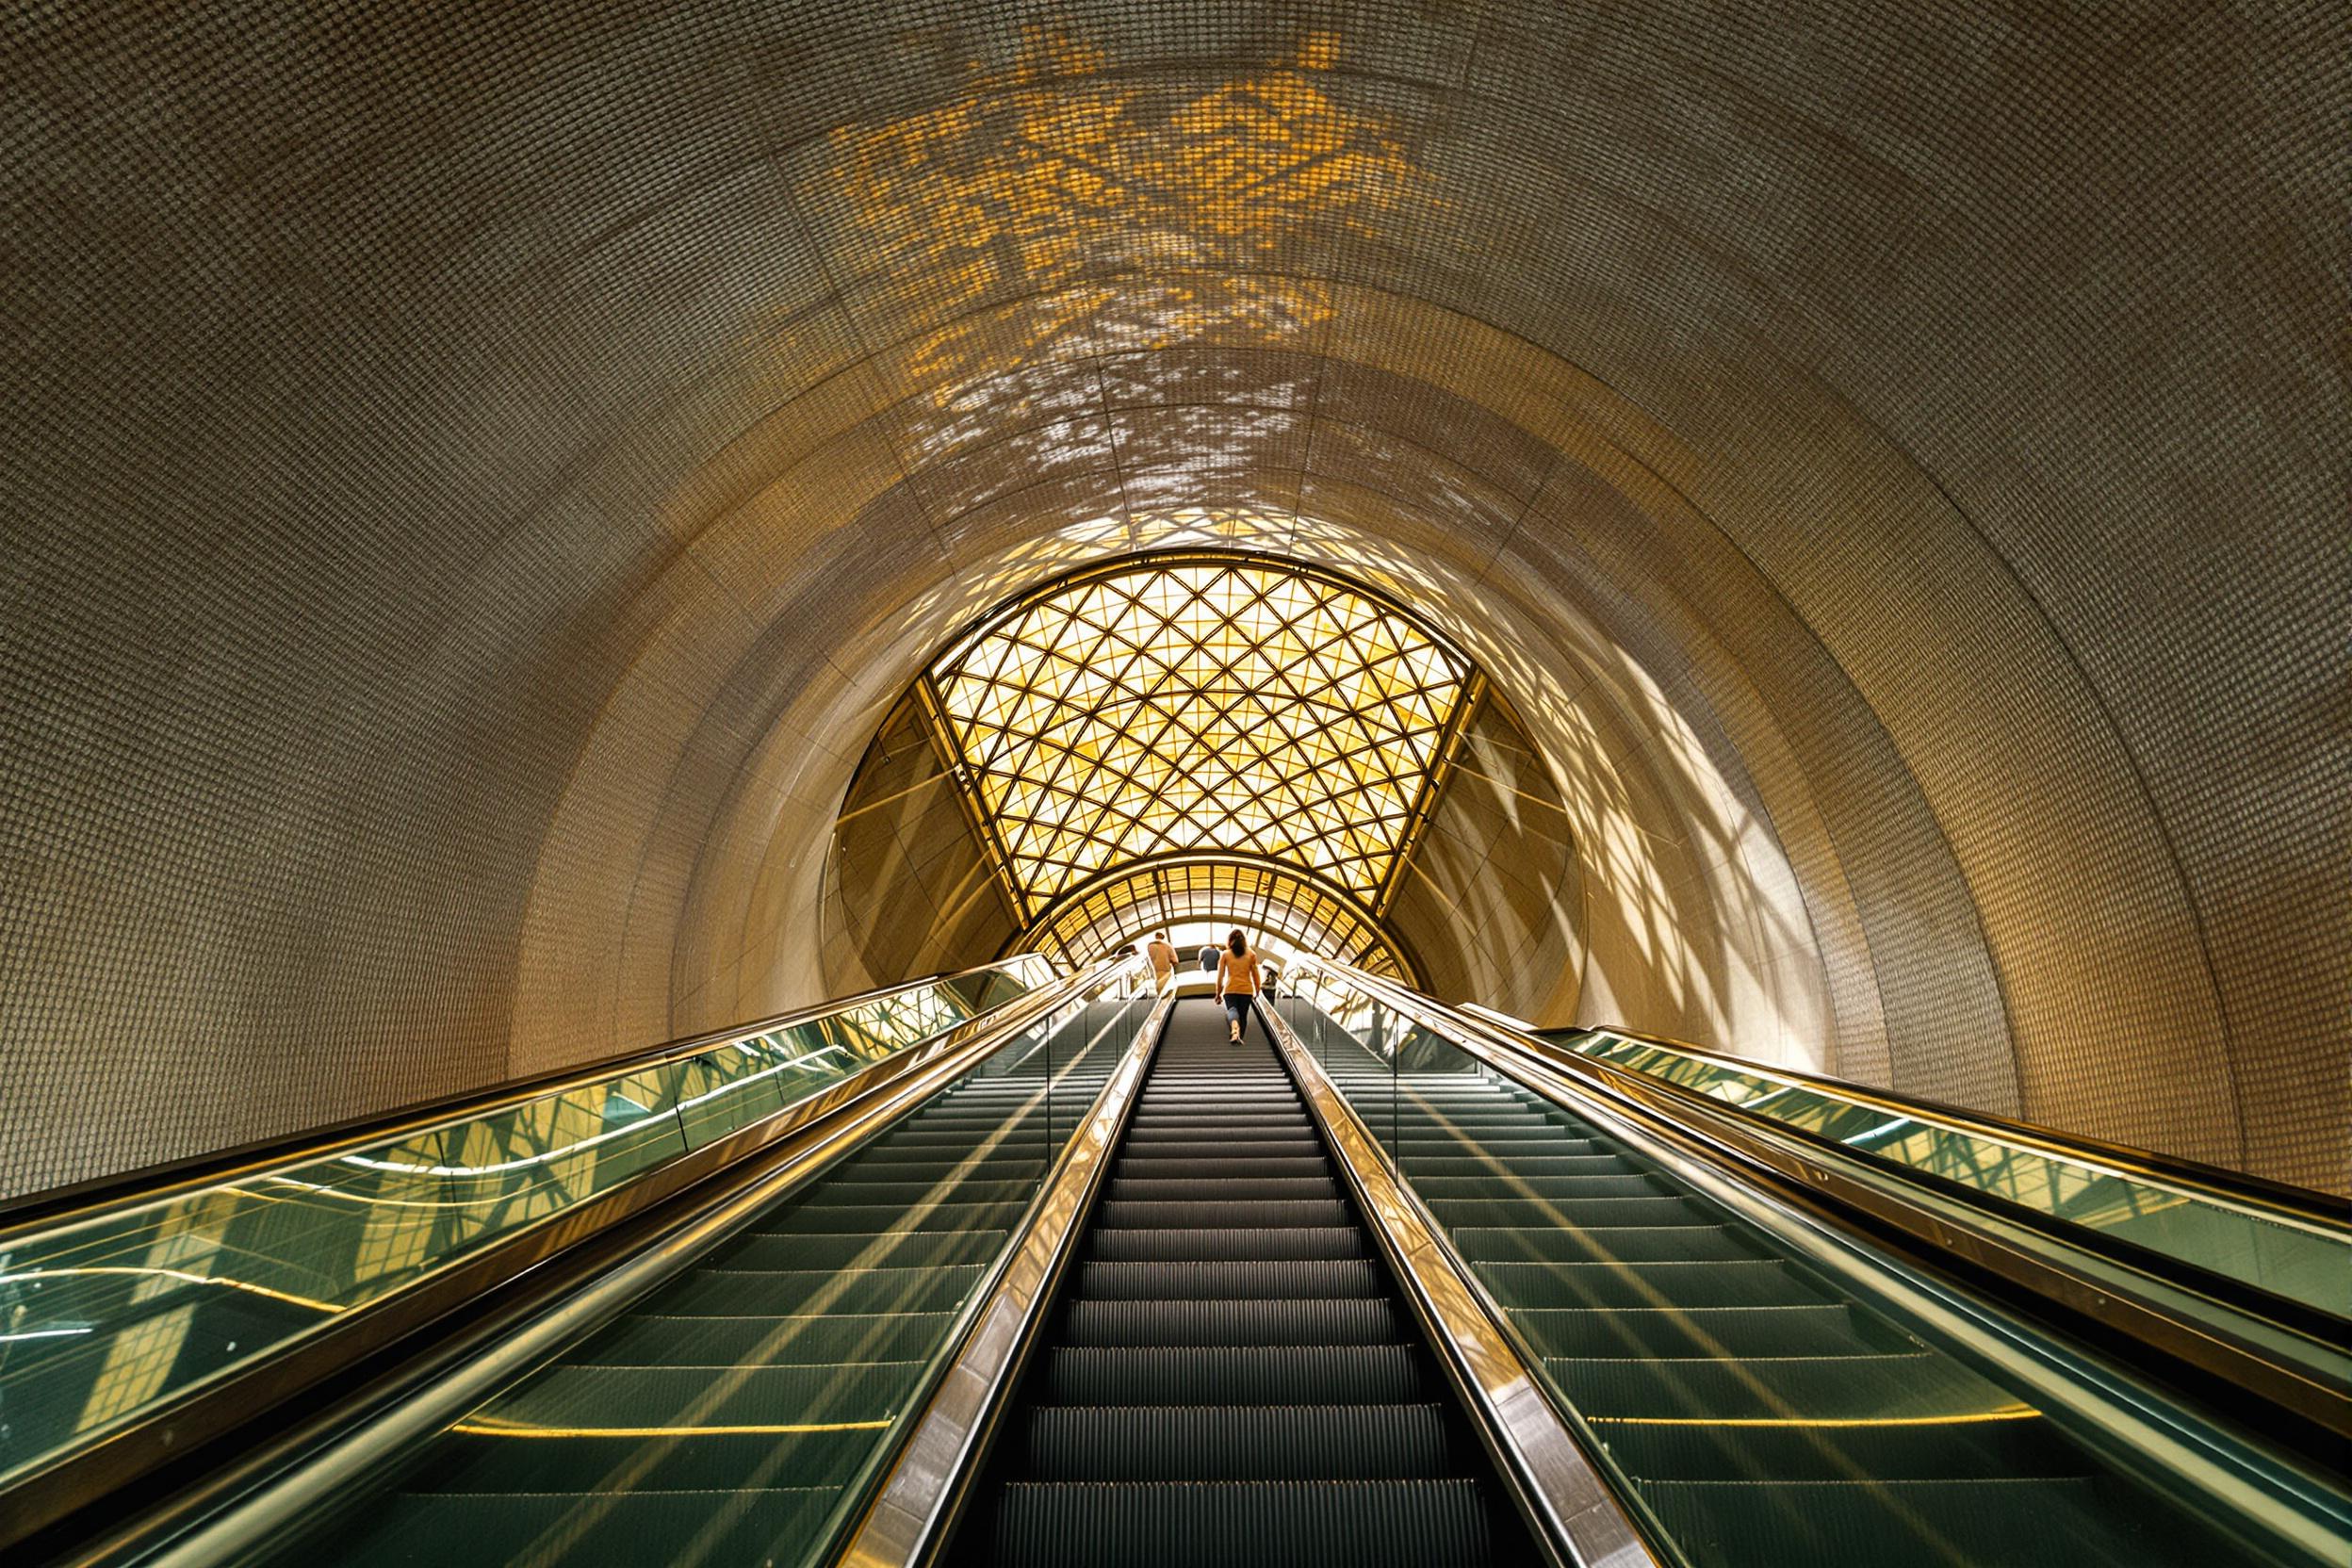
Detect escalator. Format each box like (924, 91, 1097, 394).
(949, 1000, 1535, 1567)
(1346, 1061, 2246, 1565)
(7, 964, 2344, 1568)
(230, 999, 1136, 1567)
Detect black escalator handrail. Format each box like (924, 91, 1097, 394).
(1573, 1021, 2346, 1233)
(0, 956, 1056, 1232)
(1298, 959, 2352, 1445)
(5, 959, 1114, 1562)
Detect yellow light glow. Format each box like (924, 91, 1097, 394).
(923, 556, 1476, 920)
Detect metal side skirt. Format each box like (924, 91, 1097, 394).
(1260, 1002, 1661, 1568)
(837, 988, 1178, 1568)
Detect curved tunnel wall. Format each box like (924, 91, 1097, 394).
(1, 5, 2343, 1198)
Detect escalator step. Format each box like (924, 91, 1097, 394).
(1552, 1352, 2017, 1421)
(990, 1478, 1492, 1568)
(1491, 1303, 1895, 1360)
(1481, 1259, 1826, 1310)
(575, 1310, 956, 1368)
(1113, 1154, 1331, 1178)
(1084, 1226, 1369, 1262)
(1018, 1403, 1455, 1480)
(1447, 1224, 1761, 1266)
(1638, 1476, 2158, 1568)
(713, 1228, 1011, 1272)
(1072, 1260, 1382, 1300)
(657, 1263, 989, 1316)
(339, 1487, 840, 1568)
(1092, 1199, 1352, 1229)
(1039, 1346, 1426, 1404)
(1062, 1297, 1403, 1348)
(1104, 1176, 1340, 1202)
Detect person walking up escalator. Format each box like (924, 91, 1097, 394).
(1215, 926, 1265, 1045)
(1144, 930, 1178, 992)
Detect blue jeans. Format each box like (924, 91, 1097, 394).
(1223, 992, 1258, 1042)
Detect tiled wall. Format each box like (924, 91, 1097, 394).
(3, 3, 2342, 1198)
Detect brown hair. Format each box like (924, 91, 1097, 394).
(1228, 928, 1248, 956)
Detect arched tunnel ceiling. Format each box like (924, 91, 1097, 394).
(0, 5, 2344, 1199)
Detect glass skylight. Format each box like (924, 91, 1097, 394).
(919, 553, 1480, 923)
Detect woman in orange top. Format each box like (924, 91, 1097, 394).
(1215, 927, 1264, 1045)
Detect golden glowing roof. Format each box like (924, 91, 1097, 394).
(920, 553, 1480, 925)
(1021, 858, 1410, 980)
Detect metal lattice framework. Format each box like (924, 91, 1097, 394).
(1018, 856, 1413, 980)
(919, 552, 1483, 927)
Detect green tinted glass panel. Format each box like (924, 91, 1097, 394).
(1559, 1030, 2349, 1317)
(229, 973, 1155, 1568)
(0, 959, 1062, 1490)
(1276, 968, 2344, 1568)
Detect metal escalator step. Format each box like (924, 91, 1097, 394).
(1104, 1175, 1340, 1202)
(574, 1310, 957, 1367)
(1072, 1259, 1382, 1300)
(1091, 1199, 1351, 1229)
(1039, 1346, 1426, 1405)
(658, 1263, 989, 1316)
(990, 1478, 1492, 1568)
(1491, 1303, 1894, 1360)
(1447, 1224, 1762, 1266)
(1599, 1411, 2082, 1482)
(1422, 1195, 1710, 1228)
(1554, 1352, 2018, 1421)
(1084, 1226, 1370, 1262)
(338, 1487, 840, 1568)
(1113, 1155, 1331, 1178)
(1062, 1297, 1404, 1348)
(1483, 1258, 1827, 1311)
(1636, 1476, 2180, 1568)
(1123, 1128, 1320, 1147)
(1017, 1403, 1456, 1480)
(714, 1228, 1011, 1272)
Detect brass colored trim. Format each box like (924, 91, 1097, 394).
(838, 988, 1176, 1567)
(913, 672, 1037, 925)
(1259, 997, 1663, 1568)
(1374, 671, 1485, 918)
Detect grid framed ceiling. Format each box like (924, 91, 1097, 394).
(1019, 857, 1413, 982)
(918, 551, 1483, 926)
